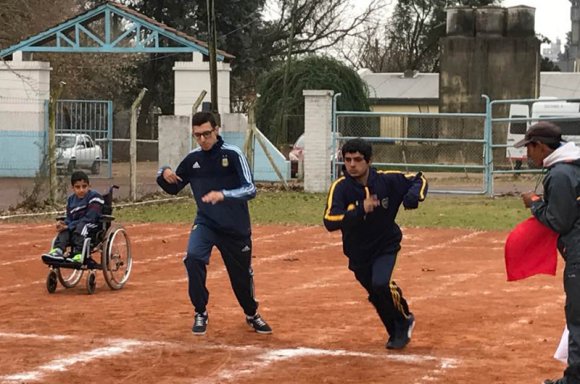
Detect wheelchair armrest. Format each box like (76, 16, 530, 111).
(101, 215, 115, 222)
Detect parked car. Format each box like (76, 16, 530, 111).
(56, 133, 102, 174)
(289, 133, 342, 178)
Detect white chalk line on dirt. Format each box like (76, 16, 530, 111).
(405, 231, 483, 256)
(0, 227, 327, 292)
(0, 223, 54, 234)
(0, 336, 166, 383)
(191, 346, 459, 384)
(0, 226, 320, 265)
(0, 280, 42, 293)
(0, 331, 458, 384)
(0, 331, 74, 341)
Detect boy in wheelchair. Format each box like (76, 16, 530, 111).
(42, 171, 104, 265)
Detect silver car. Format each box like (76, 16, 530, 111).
(56, 133, 102, 174)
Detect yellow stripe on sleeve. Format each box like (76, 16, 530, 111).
(324, 177, 346, 221)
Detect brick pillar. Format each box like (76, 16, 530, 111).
(303, 90, 334, 192)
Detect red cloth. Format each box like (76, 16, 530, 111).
(504, 217, 558, 281)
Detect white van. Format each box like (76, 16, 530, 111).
(506, 100, 580, 167)
(505, 103, 530, 164)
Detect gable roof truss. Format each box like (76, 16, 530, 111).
(0, 2, 230, 60)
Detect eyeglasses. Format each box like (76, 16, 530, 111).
(193, 129, 215, 139)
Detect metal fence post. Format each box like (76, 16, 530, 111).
(481, 94, 493, 196)
(331, 92, 341, 180)
(130, 88, 148, 201)
(107, 100, 113, 178)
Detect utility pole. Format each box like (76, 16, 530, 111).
(277, 0, 298, 146)
(207, 0, 220, 125)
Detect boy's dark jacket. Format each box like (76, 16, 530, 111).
(324, 168, 427, 268)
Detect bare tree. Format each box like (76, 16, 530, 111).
(342, 0, 502, 73)
(262, 0, 383, 58)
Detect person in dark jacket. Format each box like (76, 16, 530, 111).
(157, 111, 271, 336)
(517, 121, 580, 384)
(42, 171, 104, 264)
(323, 138, 428, 349)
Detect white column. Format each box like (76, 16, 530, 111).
(173, 51, 231, 116)
(158, 115, 191, 170)
(303, 90, 334, 193)
(0, 55, 51, 176)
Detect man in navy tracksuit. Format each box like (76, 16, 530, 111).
(323, 138, 427, 349)
(157, 111, 271, 336)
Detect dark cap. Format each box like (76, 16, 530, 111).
(514, 121, 563, 148)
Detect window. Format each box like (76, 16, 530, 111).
(509, 115, 528, 134)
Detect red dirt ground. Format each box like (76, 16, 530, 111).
(0, 223, 568, 383)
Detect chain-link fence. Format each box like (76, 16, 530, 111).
(335, 111, 487, 194)
(489, 98, 580, 195)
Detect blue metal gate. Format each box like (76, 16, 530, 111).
(55, 100, 113, 178)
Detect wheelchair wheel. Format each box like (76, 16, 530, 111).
(46, 270, 57, 293)
(102, 226, 132, 290)
(57, 267, 84, 288)
(86, 271, 97, 295)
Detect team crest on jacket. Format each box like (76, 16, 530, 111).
(381, 197, 389, 209)
(221, 156, 229, 167)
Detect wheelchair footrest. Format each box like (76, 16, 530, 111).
(42, 256, 102, 270)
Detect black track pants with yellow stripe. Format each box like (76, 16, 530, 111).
(352, 252, 411, 338)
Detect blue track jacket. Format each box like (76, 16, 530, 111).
(323, 168, 428, 267)
(65, 190, 104, 231)
(157, 136, 256, 237)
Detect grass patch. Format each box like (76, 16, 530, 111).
(114, 192, 530, 231)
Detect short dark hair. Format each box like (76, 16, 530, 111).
(71, 170, 89, 185)
(341, 138, 372, 162)
(192, 111, 217, 128)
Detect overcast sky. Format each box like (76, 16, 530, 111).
(351, 0, 571, 46)
(502, 0, 570, 44)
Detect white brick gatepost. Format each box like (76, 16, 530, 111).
(303, 90, 334, 192)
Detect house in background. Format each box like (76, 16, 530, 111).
(359, 69, 580, 140)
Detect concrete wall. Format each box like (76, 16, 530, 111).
(173, 52, 231, 116)
(440, 6, 540, 114)
(158, 115, 191, 169)
(440, 6, 540, 149)
(0, 54, 51, 177)
(157, 113, 291, 182)
(303, 90, 334, 193)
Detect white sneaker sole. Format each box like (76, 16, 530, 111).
(407, 318, 415, 339)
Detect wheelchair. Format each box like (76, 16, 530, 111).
(42, 186, 133, 295)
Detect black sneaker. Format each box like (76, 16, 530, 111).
(192, 312, 208, 335)
(246, 313, 272, 334)
(386, 313, 415, 350)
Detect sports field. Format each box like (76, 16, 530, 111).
(0, 222, 566, 383)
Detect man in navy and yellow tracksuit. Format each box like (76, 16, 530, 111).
(157, 111, 271, 336)
(323, 138, 428, 349)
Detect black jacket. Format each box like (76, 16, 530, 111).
(323, 167, 428, 268)
(157, 136, 256, 237)
(531, 159, 580, 263)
